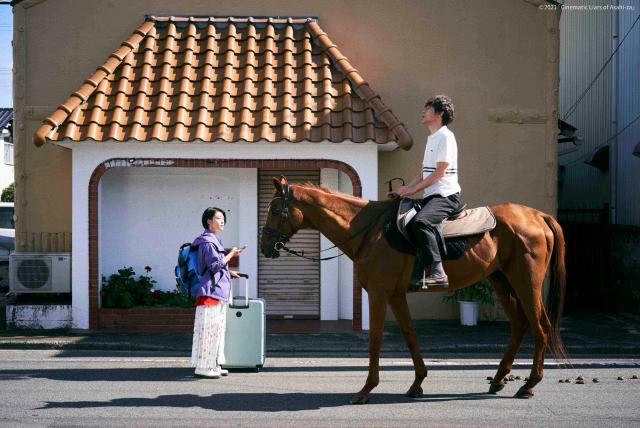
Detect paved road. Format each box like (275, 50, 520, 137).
(1, 350, 639, 427)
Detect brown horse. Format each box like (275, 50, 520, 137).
(260, 176, 566, 403)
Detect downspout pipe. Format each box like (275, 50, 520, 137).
(611, 0, 620, 225)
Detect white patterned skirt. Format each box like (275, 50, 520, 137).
(191, 303, 227, 369)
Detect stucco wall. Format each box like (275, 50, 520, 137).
(14, 0, 559, 320)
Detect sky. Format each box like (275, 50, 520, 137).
(0, 6, 11, 108)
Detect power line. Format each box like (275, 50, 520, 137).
(562, 12, 640, 121)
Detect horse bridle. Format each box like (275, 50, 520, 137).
(262, 181, 293, 251)
(261, 178, 387, 262)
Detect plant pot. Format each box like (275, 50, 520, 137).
(459, 300, 480, 326)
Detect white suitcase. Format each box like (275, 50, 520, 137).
(221, 274, 266, 371)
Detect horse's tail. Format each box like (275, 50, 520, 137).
(543, 215, 568, 361)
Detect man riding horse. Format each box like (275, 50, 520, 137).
(390, 95, 460, 289)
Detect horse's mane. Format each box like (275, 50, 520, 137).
(292, 182, 400, 216)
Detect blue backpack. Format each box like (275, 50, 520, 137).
(175, 243, 204, 298)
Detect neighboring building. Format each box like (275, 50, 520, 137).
(559, 0, 640, 225)
(0, 108, 13, 193)
(558, 0, 640, 312)
(12, 0, 560, 330)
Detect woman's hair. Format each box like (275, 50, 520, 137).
(202, 207, 227, 229)
(425, 95, 455, 125)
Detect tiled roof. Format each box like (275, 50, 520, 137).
(34, 16, 412, 149)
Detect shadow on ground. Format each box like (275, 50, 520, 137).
(38, 391, 508, 412)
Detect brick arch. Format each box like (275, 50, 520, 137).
(88, 158, 363, 330)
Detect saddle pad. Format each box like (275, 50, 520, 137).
(442, 206, 496, 238)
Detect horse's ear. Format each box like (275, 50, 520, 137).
(272, 177, 284, 195)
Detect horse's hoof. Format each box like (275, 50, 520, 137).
(405, 386, 423, 398)
(514, 387, 534, 399)
(488, 383, 505, 394)
(350, 394, 370, 405)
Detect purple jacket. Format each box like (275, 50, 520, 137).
(192, 230, 231, 302)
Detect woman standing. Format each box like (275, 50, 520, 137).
(191, 207, 242, 378)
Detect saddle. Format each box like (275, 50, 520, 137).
(384, 198, 497, 259)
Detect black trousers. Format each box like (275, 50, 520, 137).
(409, 193, 461, 264)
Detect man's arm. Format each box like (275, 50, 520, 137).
(406, 170, 424, 187)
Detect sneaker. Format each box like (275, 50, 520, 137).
(421, 274, 449, 289)
(216, 366, 229, 376)
(194, 368, 221, 379)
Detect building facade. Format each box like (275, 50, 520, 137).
(12, 0, 560, 329)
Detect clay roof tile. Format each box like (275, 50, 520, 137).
(34, 16, 412, 149)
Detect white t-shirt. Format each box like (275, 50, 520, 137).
(422, 125, 461, 198)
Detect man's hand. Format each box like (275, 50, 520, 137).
(388, 185, 414, 199)
(397, 185, 414, 197)
(230, 270, 241, 278)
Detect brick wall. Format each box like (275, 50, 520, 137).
(98, 308, 195, 332)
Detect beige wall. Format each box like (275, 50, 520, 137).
(13, 0, 559, 318)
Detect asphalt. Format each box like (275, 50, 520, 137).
(1, 311, 639, 357)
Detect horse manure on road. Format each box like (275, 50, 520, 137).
(593, 378, 599, 383)
(576, 376, 584, 381)
(632, 375, 638, 379)
(618, 376, 625, 380)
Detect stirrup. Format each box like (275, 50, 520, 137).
(420, 274, 449, 289)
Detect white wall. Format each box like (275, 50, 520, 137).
(338, 170, 354, 320)
(100, 168, 256, 293)
(6, 305, 72, 329)
(320, 168, 339, 320)
(69, 141, 379, 329)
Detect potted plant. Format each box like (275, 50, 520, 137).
(442, 279, 496, 326)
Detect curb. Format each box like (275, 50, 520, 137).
(1, 340, 639, 356)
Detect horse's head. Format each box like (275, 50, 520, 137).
(260, 176, 306, 258)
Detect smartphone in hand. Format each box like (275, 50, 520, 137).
(238, 245, 248, 253)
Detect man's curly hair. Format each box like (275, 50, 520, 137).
(425, 95, 455, 126)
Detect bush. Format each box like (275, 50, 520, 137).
(441, 279, 497, 305)
(101, 266, 195, 308)
(1, 182, 14, 202)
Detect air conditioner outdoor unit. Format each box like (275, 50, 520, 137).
(9, 253, 71, 293)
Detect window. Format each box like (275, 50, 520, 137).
(3, 141, 12, 165)
(0, 207, 14, 229)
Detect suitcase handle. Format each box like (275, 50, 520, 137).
(229, 273, 250, 309)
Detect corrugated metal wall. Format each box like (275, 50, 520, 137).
(558, 0, 613, 210)
(616, 0, 640, 225)
(559, 0, 640, 226)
